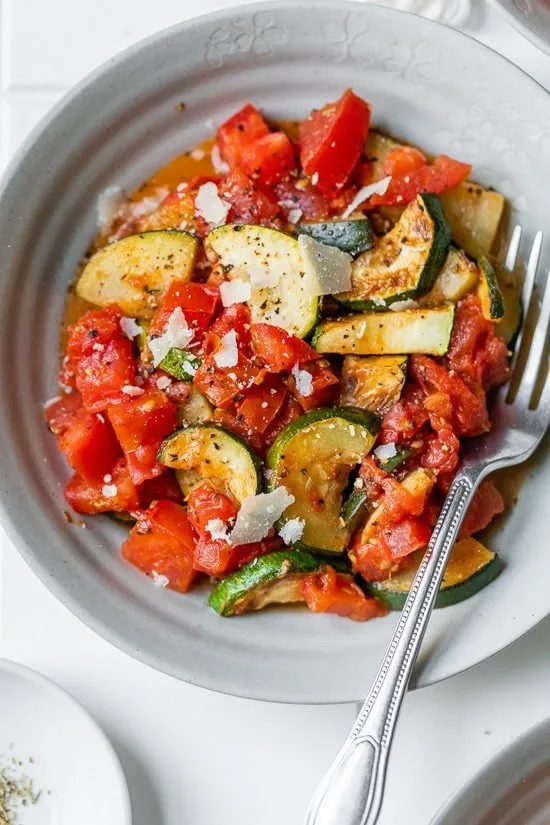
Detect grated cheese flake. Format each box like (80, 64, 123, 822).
(156, 376, 172, 390)
(288, 208, 303, 225)
(220, 278, 251, 307)
(311, 172, 319, 185)
(229, 486, 295, 546)
(151, 571, 169, 587)
(278, 517, 305, 545)
(211, 143, 230, 174)
(195, 181, 230, 227)
(341, 176, 392, 219)
(43, 395, 62, 410)
(120, 316, 142, 340)
(149, 307, 195, 366)
(374, 442, 398, 461)
(190, 148, 205, 161)
(389, 299, 419, 311)
(122, 385, 145, 397)
(97, 184, 126, 232)
(102, 484, 118, 498)
(205, 518, 230, 541)
(213, 329, 239, 369)
(298, 234, 352, 296)
(291, 364, 313, 397)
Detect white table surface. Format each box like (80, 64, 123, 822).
(1, 1, 550, 823)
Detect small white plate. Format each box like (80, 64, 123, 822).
(491, 0, 550, 54)
(0, 660, 131, 825)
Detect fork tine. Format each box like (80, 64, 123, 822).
(505, 224, 522, 271)
(510, 230, 543, 374)
(516, 265, 550, 407)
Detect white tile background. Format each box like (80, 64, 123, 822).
(2, 2, 550, 824)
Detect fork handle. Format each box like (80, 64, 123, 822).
(306, 472, 478, 825)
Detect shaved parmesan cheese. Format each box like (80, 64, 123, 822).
(211, 144, 230, 174)
(213, 329, 238, 368)
(103, 474, 112, 483)
(278, 517, 305, 545)
(102, 484, 118, 498)
(220, 278, 251, 307)
(120, 316, 142, 340)
(247, 262, 279, 289)
(205, 518, 230, 541)
(122, 385, 144, 397)
(291, 364, 313, 397)
(43, 395, 62, 410)
(374, 442, 398, 461)
(97, 185, 126, 232)
(389, 299, 419, 311)
(151, 571, 169, 587)
(311, 172, 319, 185)
(195, 181, 230, 226)
(229, 487, 295, 546)
(341, 176, 392, 219)
(149, 307, 195, 367)
(156, 376, 172, 390)
(190, 148, 205, 160)
(288, 208, 303, 225)
(298, 234, 352, 296)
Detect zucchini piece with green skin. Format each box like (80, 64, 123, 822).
(336, 195, 451, 310)
(378, 447, 411, 473)
(175, 388, 213, 426)
(76, 230, 198, 318)
(297, 217, 374, 256)
(419, 246, 479, 306)
(208, 549, 349, 616)
(205, 224, 319, 339)
(266, 407, 380, 554)
(477, 256, 505, 320)
(158, 423, 261, 503)
(341, 489, 368, 531)
(159, 349, 200, 381)
(340, 355, 408, 416)
(312, 305, 456, 357)
(367, 538, 503, 610)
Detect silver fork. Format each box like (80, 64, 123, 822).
(305, 226, 550, 825)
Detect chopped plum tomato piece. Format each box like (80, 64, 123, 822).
(58, 407, 121, 483)
(65, 457, 139, 514)
(45, 393, 83, 436)
(122, 500, 197, 592)
(273, 178, 331, 222)
(107, 388, 177, 484)
(237, 380, 287, 434)
(217, 103, 270, 168)
(299, 89, 371, 195)
(367, 155, 472, 208)
(138, 471, 184, 508)
(379, 385, 429, 445)
(263, 395, 303, 448)
(66, 305, 125, 360)
(460, 479, 505, 537)
(212, 409, 264, 453)
(194, 354, 261, 409)
(288, 358, 339, 411)
(149, 281, 219, 341)
(204, 304, 252, 355)
(219, 168, 281, 226)
(301, 567, 387, 621)
(187, 483, 239, 536)
(193, 535, 283, 578)
(250, 324, 319, 372)
(378, 517, 432, 559)
(446, 295, 510, 392)
(240, 132, 296, 186)
(382, 145, 426, 178)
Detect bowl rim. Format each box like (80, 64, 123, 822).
(1, 0, 550, 703)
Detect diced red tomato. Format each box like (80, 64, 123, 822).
(138, 471, 183, 508)
(299, 89, 371, 195)
(211, 409, 264, 453)
(460, 479, 505, 537)
(204, 304, 252, 355)
(379, 517, 431, 559)
(74, 339, 136, 413)
(219, 168, 281, 227)
(193, 534, 283, 578)
(379, 385, 429, 444)
(107, 388, 177, 484)
(237, 380, 287, 434)
(250, 324, 319, 372)
(45, 393, 83, 436)
(367, 155, 471, 208)
(194, 353, 261, 409)
(420, 425, 460, 476)
(382, 145, 426, 178)
(149, 281, 219, 341)
(273, 178, 331, 222)
(349, 535, 398, 582)
(187, 483, 239, 535)
(240, 132, 296, 186)
(64, 457, 140, 514)
(301, 566, 387, 621)
(446, 295, 510, 392)
(58, 408, 121, 483)
(163, 380, 193, 406)
(217, 104, 270, 169)
(66, 305, 125, 361)
(289, 358, 339, 411)
(122, 500, 197, 592)
(263, 395, 303, 448)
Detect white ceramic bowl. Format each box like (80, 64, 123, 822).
(0, 0, 549, 704)
(491, 0, 550, 55)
